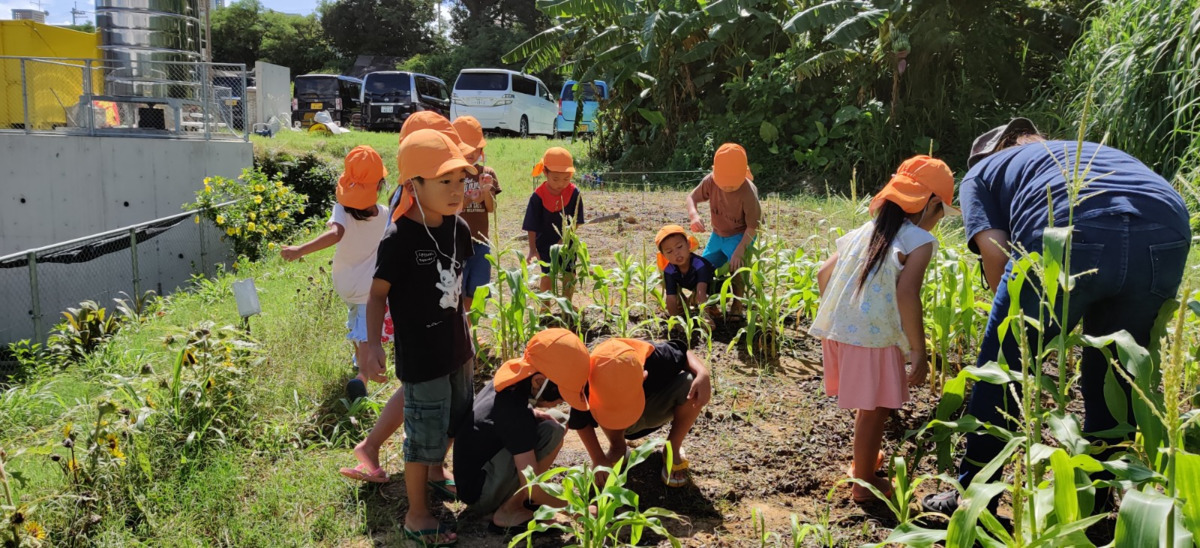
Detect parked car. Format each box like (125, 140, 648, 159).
(291, 74, 362, 129)
(555, 80, 607, 136)
(359, 71, 450, 131)
(450, 69, 557, 137)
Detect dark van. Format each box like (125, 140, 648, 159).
(291, 74, 363, 128)
(359, 71, 450, 131)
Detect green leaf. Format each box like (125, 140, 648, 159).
(832, 105, 860, 127)
(1114, 489, 1193, 548)
(1050, 448, 1080, 524)
(1175, 450, 1200, 541)
(876, 522, 946, 547)
(759, 120, 779, 143)
(637, 108, 666, 127)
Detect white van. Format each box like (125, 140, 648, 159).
(450, 69, 557, 137)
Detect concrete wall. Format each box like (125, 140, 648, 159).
(254, 61, 291, 128)
(0, 133, 252, 255)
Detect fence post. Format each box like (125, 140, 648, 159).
(83, 59, 94, 135)
(130, 227, 141, 298)
(20, 59, 30, 133)
(198, 215, 208, 276)
(27, 252, 42, 343)
(241, 64, 249, 142)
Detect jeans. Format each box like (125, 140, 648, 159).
(958, 214, 1189, 487)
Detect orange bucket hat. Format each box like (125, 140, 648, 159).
(337, 145, 387, 210)
(493, 328, 591, 410)
(712, 143, 753, 191)
(531, 147, 576, 176)
(654, 224, 699, 271)
(451, 115, 487, 153)
(868, 155, 958, 216)
(391, 129, 477, 221)
(588, 338, 655, 430)
(399, 112, 474, 157)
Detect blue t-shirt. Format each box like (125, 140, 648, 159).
(663, 254, 715, 296)
(960, 140, 1190, 253)
(521, 188, 585, 257)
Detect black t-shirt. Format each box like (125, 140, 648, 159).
(663, 254, 715, 296)
(521, 189, 585, 257)
(374, 215, 474, 383)
(567, 340, 689, 430)
(454, 379, 539, 505)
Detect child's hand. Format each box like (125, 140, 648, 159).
(687, 373, 712, 409)
(357, 343, 387, 382)
(730, 247, 746, 270)
(280, 245, 302, 261)
(689, 217, 705, 233)
(527, 250, 540, 265)
(907, 351, 929, 387)
(480, 172, 495, 192)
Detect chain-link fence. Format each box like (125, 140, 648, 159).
(0, 56, 248, 141)
(0, 207, 233, 347)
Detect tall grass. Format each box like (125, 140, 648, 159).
(1058, 0, 1200, 180)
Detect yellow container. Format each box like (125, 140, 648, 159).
(0, 21, 101, 129)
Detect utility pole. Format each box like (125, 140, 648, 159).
(70, 2, 88, 26)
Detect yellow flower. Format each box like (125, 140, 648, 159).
(205, 377, 215, 390)
(275, 180, 284, 188)
(146, 394, 156, 409)
(253, 195, 263, 204)
(226, 227, 236, 236)
(277, 211, 286, 219)
(255, 184, 266, 192)
(266, 242, 277, 250)
(233, 227, 241, 236)
(194, 215, 200, 224)
(216, 214, 225, 225)
(203, 177, 212, 185)
(66, 457, 79, 473)
(24, 521, 47, 540)
(247, 221, 256, 231)
(63, 422, 73, 438)
(248, 212, 256, 221)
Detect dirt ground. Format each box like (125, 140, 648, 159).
(349, 189, 1112, 547)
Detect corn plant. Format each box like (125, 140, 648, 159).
(721, 235, 817, 364)
(473, 246, 544, 363)
(922, 245, 989, 392)
(511, 439, 681, 548)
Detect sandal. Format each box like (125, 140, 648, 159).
(921, 489, 962, 516)
(403, 525, 457, 547)
(661, 458, 690, 488)
(427, 478, 458, 500)
(844, 450, 886, 478)
(338, 463, 389, 483)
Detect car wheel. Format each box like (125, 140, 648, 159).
(519, 116, 529, 138)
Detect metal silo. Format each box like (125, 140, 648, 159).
(95, 0, 204, 98)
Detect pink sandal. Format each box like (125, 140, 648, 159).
(339, 463, 389, 483)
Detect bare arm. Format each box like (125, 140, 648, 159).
(576, 426, 609, 467)
(973, 229, 1011, 292)
(684, 350, 712, 408)
(527, 231, 539, 263)
(817, 252, 839, 294)
(897, 244, 933, 386)
(281, 224, 344, 260)
(687, 188, 706, 232)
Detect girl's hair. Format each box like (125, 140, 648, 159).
(857, 200, 911, 291)
(343, 205, 376, 221)
(997, 131, 1046, 152)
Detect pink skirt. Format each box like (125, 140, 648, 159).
(822, 339, 909, 410)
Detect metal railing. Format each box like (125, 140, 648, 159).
(0, 56, 248, 141)
(0, 203, 236, 346)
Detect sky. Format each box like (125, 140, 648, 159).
(0, 0, 321, 25)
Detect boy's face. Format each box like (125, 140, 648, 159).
(410, 167, 468, 217)
(545, 169, 573, 191)
(660, 234, 691, 268)
(464, 149, 483, 165)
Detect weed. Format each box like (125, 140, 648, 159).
(47, 301, 125, 363)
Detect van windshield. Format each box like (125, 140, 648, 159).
(561, 83, 601, 102)
(365, 73, 411, 101)
(456, 73, 509, 91)
(295, 77, 338, 99)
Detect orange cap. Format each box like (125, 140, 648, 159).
(588, 338, 655, 430)
(868, 155, 958, 215)
(531, 147, 576, 177)
(494, 328, 591, 410)
(336, 145, 387, 210)
(654, 224, 699, 271)
(400, 111, 474, 157)
(712, 143, 753, 191)
(398, 128, 478, 184)
(451, 115, 487, 152)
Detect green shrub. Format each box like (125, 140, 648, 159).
(254, 151, 339, 223)
(184, 167, 308, 261)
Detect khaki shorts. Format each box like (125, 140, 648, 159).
(625, 372, 694, 439)
(471, 412, 566, 515)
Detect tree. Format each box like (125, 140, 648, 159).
(318, 0, 438, 58)
(210, 0, 266, 66)
(260, 12, 340, 75)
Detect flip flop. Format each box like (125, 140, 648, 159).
(661, 458, 691, 488)
(427, 478, 458, 500)
(346, 378, 368, 402)
(488, 518, 533, 537)
(339, 463, 389, 483)
(403, 525, 457, 547)
(844, 450, 886, 478)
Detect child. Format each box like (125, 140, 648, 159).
(686, 143, 761, 320)
(342, 129, 477, 546)
(452, 115, 501, 310)
(453, 328, 590, 535)
(388, 111, 475, 225)
(280, 145, 391, 400)
(569, 338, 711, 488)
(655, 224, 715, 319)
(807, 155, 954, 503)
(522, 147, 584, 299)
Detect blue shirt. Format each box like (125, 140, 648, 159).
(960, 140, 1189, 253)
(521, 188, 585, 256)
(663, 254, 715, 296)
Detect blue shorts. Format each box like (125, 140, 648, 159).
(345, 303, 368, 342)
(702, 232, 754, 269)
(462, 242, 492, 298)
